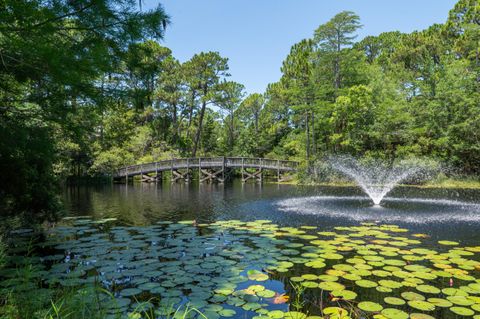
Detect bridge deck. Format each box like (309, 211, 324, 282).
(114, 157, 298, 178)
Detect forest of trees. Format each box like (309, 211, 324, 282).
(0, 0, 479, 221)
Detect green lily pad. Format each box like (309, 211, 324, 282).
(450, 306, 474, 316)
(442, 287, 468, 296)
(376, 286, 393, 293)
(438, 240, 459, 246)
(427, 298, 452, 308)
(409, 314, 436, 319)
(257, 289, 275, 298)
(401, 291, 425, 301)
(301, 281, 318, 288)
(384, 297, 406, 306)
(355, 279, 378, 288)
(447, 295, 475, 306)
(358, 301, 383, 312)
(301, 274, 318, 280)
(408, 300, 435, 311)
(331, 290, 357, 301)
(247, 270, 269, 281)
(380, 308, 409, 319)
(219, 309, 236, 317)
(267, 310, 285, 318)
(322, 307, 348, 317)
(416, 285, 441, 294)
(379, 280, 403, 289)
(318, 281, 345, 291)
(305, 260, 326, 269)
(120, 288, 142, 297)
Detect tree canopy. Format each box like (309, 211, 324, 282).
(1, 0, 479, 222)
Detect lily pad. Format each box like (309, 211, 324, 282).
(438, 240, 459, 246)
(247, 270, 269, 281)
(120, 288, 142, 297)
(450, 306, 474, 316)
(427, 298, 452, 307)
(384, 297, 406, 306)
(358, 301, 383, 312)
(401, 291, 425, 301)
(257, 289, 275, 298)
(380, 308, 409, 319)
(355, 279, 378, 288)
(416, 285, 440, 294)
(408, 300, 435, 311)
(318, 281, 345, 291)
(219, 309, 236, 317)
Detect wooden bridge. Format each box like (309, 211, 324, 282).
(113, 157, 299, 183)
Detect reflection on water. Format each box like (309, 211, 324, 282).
(64, 180, 480, 245)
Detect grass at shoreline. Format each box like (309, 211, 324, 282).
(281, 177, 480, 189)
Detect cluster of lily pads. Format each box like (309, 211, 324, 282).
(2, 218, 480, 319)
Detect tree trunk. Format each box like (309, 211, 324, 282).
(334, 30, 341, 96)
(311, 111, 316, 157)
(305, 112, 310, 163)
(186, 90, 196, 141)
(229, 111, 235, 152)
(171, 102, 177, 145)
(192, 88, 207, 157)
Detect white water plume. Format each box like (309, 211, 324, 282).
(328, 156, 434, 205)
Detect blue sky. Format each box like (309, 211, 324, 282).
(144, 0, 458, 95)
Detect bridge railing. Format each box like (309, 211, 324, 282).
(199, 157, 224, 168)
(114, 157, 299, 177)
(226, 157, 298, 171)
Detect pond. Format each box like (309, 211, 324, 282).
(4, 181, 480, 319)
(64, 181, 480, 244)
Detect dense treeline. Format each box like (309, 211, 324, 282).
(266, 1, 479, 174)
(0, 0, 170, 221)
(0, 0, 479, 221)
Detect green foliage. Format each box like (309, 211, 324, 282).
(1, 0, 480, 224)
(262, 1, 480, 175)
(0, 105, 61, 222)
(0, 0, 169, 222)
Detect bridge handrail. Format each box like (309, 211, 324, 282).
(115, 157, 299, 177)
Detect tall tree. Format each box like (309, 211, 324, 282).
(183, 52, 229, 157)
(125, 41, 172, 110)
(217, 81, 245, 153)
(280, 39, 316, 161)
(238, 93, 264, 135)
(155, 56, 185, 146)
(313, 11, 362, 97)
(0, 0, 169, 221)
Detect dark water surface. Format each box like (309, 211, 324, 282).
(63, 181, 480, 245)
(6, 181, 480, 319)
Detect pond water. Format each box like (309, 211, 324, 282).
(4, 181, 480, 319)
(64, 181, 480, 244)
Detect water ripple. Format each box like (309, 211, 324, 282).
(275, 196, 480, 224)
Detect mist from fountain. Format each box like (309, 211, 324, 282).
(328, 156, 432, 205)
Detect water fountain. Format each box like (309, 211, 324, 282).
(275, 156, 480, 225)
(276, 156, 480, 224)
(328, 156, 426, 205)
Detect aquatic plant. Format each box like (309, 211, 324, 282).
(1, 218, 480, 318)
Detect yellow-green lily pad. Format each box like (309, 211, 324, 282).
(358, 301, 383, 312)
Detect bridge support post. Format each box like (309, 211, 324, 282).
(277, 160, 281, 183)
(200, 168, 225, 183)
(242, 168, 262, 183)
(171, 169, 190, 183)
(116, 157, 298, 185)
